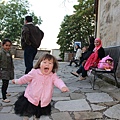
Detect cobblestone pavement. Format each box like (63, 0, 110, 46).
(0, 58, 120, 120)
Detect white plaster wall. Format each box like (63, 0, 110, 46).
(51, 49, 62, 61)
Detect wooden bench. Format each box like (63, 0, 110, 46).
(91, 46, 120, 90)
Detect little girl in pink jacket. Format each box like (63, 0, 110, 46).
(12, 54, 69, 120)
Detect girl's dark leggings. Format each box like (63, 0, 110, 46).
(1, 79, 9, 100)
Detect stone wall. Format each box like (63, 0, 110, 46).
(64, 53, 74, 62)
(99, 0, 120, 47)
(15, 49, 50, 60)
(10, 45, 50, 60)
(97, 0, 120, 77)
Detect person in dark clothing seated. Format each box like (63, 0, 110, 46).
(71, 36, 95, 77)
(71, 38, 105, 80)
(79, 36, 95, 65)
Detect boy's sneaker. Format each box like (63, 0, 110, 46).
(2, 99, 10, 103)
(6, 93, 11, 96)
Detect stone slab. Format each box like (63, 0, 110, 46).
(86, 92, 113, 103)
(91, 104, 106, 111)
(1, 106, 12, 113)
(55, 99, 91, 111)
(70, 93, 85, 100)
(52, 97, 70, 101)
(0, 113, 22, 120)
(73, 112, 103, 119)
(51, 112, 72, 120)
(104, 104, 120, 119)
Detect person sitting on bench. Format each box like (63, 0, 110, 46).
(71, 38, 105, 80)
(68, 44, 82, 67)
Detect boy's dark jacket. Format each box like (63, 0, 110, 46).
(21, 23, 44, 50)
(0, 49, 14, 80)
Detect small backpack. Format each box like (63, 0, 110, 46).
(35, 26, 44, 48)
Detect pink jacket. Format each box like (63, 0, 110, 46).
(97, 55, 114, 70)
(15, 69, 67, 107)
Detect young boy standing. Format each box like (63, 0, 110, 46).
(0, 38, 14, 103)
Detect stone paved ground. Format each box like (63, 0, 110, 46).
(0, 58, 120, 120)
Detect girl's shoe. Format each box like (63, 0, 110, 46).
(2, 99, 10, 103)
(71, 72, 79, 77)
(33, 115, 39, 120)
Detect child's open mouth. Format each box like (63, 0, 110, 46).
(44, 67, 49, 72)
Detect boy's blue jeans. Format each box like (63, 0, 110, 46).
(24, 46, 37, 74)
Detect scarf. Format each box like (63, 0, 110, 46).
(84, 38, 102, 70)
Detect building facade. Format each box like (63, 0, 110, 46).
(95, 0, 120, 47)
(95, 0, 120, 77)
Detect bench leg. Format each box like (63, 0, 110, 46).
(113, 73, 119, 87)
(92, 72, 96, 90)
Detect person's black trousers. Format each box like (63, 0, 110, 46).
(76, 65, 87, 77)
(2, 79, 9, 100)
(69, 59, 79, 66)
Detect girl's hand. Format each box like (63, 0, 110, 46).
(12, 79, 15, 84)
(61, 87, 69, 92)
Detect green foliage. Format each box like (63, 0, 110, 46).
(57, 0, 95, 60)
(0, 0, 42, 45)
